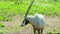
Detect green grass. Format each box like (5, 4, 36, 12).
(0, 22, 5, 28)
(0, 0, 60, 21)
(0, 0, 60, 34)
(0, 24, 22, 34)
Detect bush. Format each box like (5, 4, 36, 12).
(0, 32, 4, 34)
(0, 23, 5, 28)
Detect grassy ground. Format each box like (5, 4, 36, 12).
(0, 0, 60, 34)
(0, 16, 60, 34)
(0, 0, 60, 21)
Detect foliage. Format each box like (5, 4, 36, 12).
(0, 32, 4, 34)
(0, 0, 60, 20)
(0, 23, 5, 28)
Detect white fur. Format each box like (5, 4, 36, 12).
(26, 14, 45, 28)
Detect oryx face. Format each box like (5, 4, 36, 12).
(21, 18, 30, 27)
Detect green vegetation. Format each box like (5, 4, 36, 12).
(0, 0, 60, 34)
(0, 31, 4, 34)
(0, 0, 60, 21)
(0, 22, 5, 28)
(0, 22, 5, 34)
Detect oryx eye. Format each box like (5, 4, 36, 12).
(25, 19, 29, 25)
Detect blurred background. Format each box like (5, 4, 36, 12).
(0, 0, 60, 34)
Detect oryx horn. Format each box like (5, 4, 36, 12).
(24, 0, 34, 18)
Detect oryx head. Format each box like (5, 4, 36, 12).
(21, 17, 30, 27)
(21, 0, 34, 27)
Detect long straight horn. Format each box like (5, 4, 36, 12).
(24, 0, 34, 18)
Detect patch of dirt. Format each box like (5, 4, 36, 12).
(0, 15, 60, 34)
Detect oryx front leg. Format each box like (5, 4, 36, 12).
(38, 28, 43, 34)
(33, 26, 36, 34)
(33, 28, 36, 34)
(41, 29, 43, 34)
(38, 29, 40, 34)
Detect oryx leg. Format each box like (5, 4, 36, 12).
(38, 28, 43, 34)
(41, 28, 44, 34)
(33, 28, 36, 34)
(38, 29, 43, 34)
(33, 25, 36, 34)
(38, 29, 40, 34)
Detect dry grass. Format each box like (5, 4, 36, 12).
(0, 15, 60, 34)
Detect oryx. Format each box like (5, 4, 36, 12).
(21, 0, 45, 34)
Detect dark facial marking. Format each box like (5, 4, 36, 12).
(22, 18, 30, 25)
(25, 18, 30, 25)
(21, 18, 30, 27)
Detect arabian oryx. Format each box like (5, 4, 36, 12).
(21, 0, 45, 34)
(21, 14, 45, 34)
